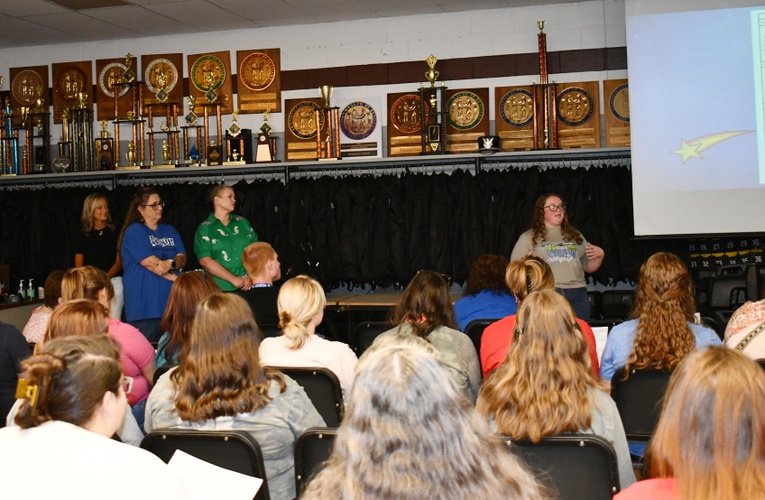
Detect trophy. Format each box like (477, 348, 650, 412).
(125, 141, 136, 166)
(316, 85, 341, 160)
(185, 96, 198, 126)
(75, 92, 88, 109)
(154, 68, 169, 103)
(1, 95, 20, 175)
(204, 72, 218, 103)
(255, 108, 275, 162)
(20, 107, 29, 128)
(61, 108, 70, 142)
(123, 53, 136, 83)
(532, 20, 559, 149)
(227, 108, 241, 137)
(100, 120, 110, 138)
(161, 140, 170, 163)
(425, 54, 440, 88)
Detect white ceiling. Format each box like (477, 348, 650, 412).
(0, 0, 577, 49)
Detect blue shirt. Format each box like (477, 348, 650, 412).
(453, 290, 518, 331)
(121, 223, 185, 321)
(599, 319, 722, 381)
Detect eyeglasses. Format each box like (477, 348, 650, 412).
(121, 376, 133, 395)
(143, 201, 165, 210)
(543, 204, 566, 212)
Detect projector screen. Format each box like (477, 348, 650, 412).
(626, 0, 765, 236)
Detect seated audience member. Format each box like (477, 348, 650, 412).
(259, 275, 357, 400)
(481, 257, 599, 379)
(723, 296, 765, 359)
(156, 271, 220, 368)
(453, 254, 517, 331)
(600, 252, 721, 382)
(0, 336, 188, 499)
(615, 347, 765, 500)
(238, 241, 282, 328)
(7, 300, 143, 445)
(374, 270, 481, 403)
(0, 279, 31, 427)
(61, 266, 156, 426)
(477, 290, 635, 490)
(302, 340, 544, 500)
(145, 293, 324, 500)
(22, 270, 64, 344)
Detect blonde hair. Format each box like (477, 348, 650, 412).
(477, 290, 598, 441)
(505, 256, 555, 303)
(80, 193, 115, 233)
(303, 345, 544, 499)
(646, 347, 765, 499)
(61, 266, 113, 303)
(277, 275, 326, 349)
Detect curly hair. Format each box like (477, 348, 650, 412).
(464, 254, 510, 296)
(625, 252, 696, 374)
(504, 256, 555, 302)
(160, 271, 220, 364)
(646, 347, 765, 499)
(477, 290, 598, 441)
(172, 293, 285, 423)
(80, 193, 115, 233)
(302, 344, 544, 499)
(389, 270, 456, 338)
(530, 193, 583, 247)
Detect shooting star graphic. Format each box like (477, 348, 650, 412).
(672, 131, 752, 163)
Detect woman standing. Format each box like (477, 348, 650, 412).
(477, 290, 635, 490)
(146, 293, 324, 500)
(616, 347, 765, 499)
(0, 335, 188, 499)
(74, 193, 123, 319)
(193, 184, 257, 292)
(374, 270, 481, 403)
(119, 187, 186, 342)
(510, 193, 604, 320)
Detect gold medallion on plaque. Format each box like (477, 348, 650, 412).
(239, 52, 276, 91)
(340, 102, 376, 140)
(56, 66, 87, 103)
(99, 63, 129, 98)
(447, 91, 483, 130)
(390, 94, 428, 134)
(190, 55, 226, 92)
(288, 101, 323, 139)
(499, 89, 534, 127)
(557, 87, 594, 126)
(145, 59, 179, 95)
(12, 70, 45, 106)
(609, 83, 629, 123)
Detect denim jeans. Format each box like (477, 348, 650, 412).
(556, 286, 591, 321)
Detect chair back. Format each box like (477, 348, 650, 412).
(351, 321, 390, 357)
(273, 366, 344, 426)
(463, 319, 495, 369)
(153, 363, 177, 386)
(294, 427, 338, 496)
(505, 434, 620, 500)
(610, 366, 672, 440)
(140, 429, 270, 500)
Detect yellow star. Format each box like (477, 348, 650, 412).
(672, 140, 702, 163)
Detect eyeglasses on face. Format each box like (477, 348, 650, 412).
(143, 201, 165, 210)
(121, 376, 133, 394)
(543, 204, 566, 212)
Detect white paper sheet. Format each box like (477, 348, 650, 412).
(167, 449, 263, 500)
(592, 326, 609, 365)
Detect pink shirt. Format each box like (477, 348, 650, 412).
(615, 478, 677, 500)
(22, 306, 52, 344)
(108, 318, 155, 405)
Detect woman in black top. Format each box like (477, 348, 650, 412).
(74, 193, 122, 318)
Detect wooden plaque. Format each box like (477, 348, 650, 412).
(284, 97, 324, 161)
(386, 91, 428, 157)
(236, 49, 281, 114)
(444, 87, 489, 153)
(495, 85, 535, 151)
(95, 58, 132, 120)
(52, 61, 93, 124)
(556, 81, 601, 149)
(141, 53, 184, 110)
(187, 51, 234, 115)
(9, 65, 48, 125)
(604, 79, 630, 147)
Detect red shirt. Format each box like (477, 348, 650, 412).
(480, 314, 600, 379)
(615, 478, 676, 500)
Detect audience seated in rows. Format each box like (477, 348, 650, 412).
(616, 347, 765, 499)
(259, 275, 357, 400)
(453, 254, 517, 331)
(477, 290, 635, 490)
(481, 256, 599, 379)
(0, 335, 188, 499)
(145, 293, 324, 500)
(723, 295, 765, 359)
(22, 270, 64, 344)
(374, 270, 482, 403)
(302, 332, 545, 499)
(156, 271, 220, 368)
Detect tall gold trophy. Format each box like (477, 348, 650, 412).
(532, 21, 559, 149)
(315, 85, 341, 160)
